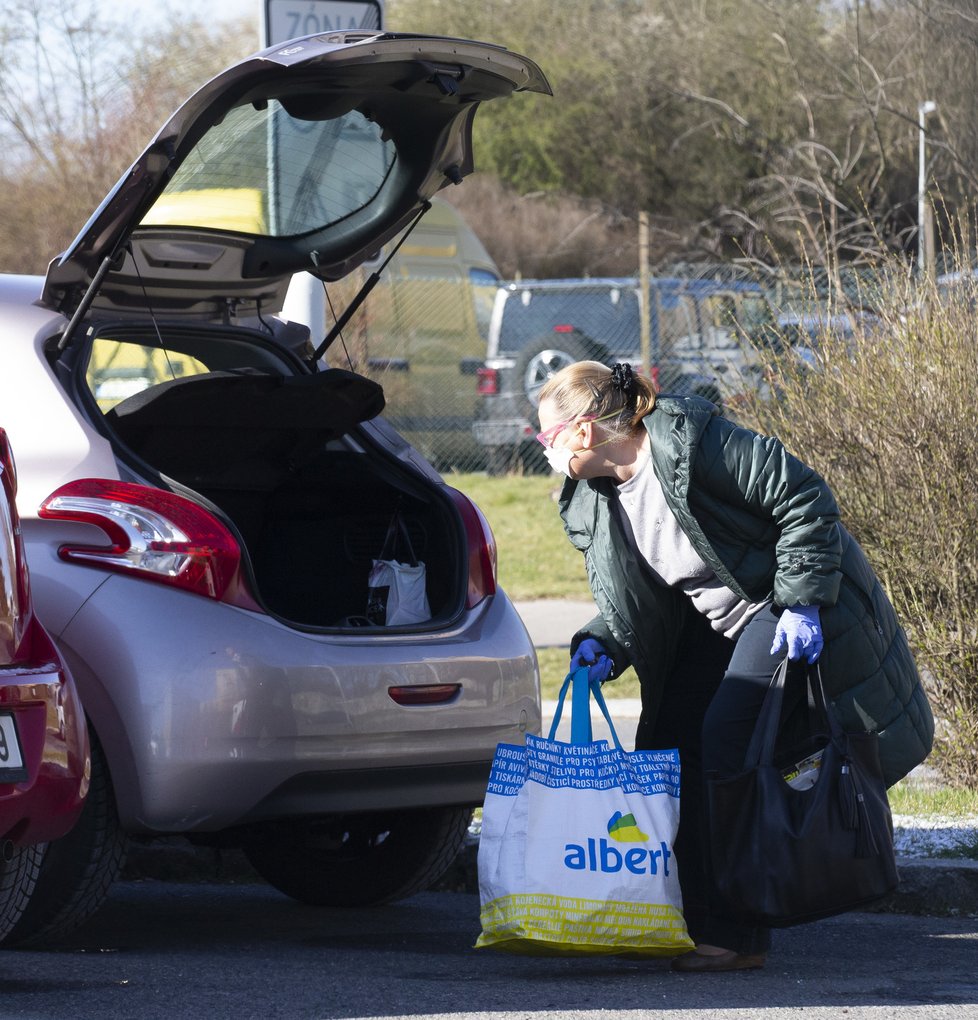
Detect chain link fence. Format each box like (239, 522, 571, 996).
(325, 263, 811, 475)
(321, 261, 498, 472)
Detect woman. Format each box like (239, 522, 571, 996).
(537, 361, 933, 973)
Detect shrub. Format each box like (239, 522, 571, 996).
(738, 267, 978, 788)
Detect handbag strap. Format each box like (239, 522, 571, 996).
(548, 666, 623, 749)
(745, 659, 844, 769)
(379, 508, 419, 565)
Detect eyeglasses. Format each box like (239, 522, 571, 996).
(535, 410, 620, 449)
(535, 418, 578, 449)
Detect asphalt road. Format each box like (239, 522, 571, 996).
(1, 882, 977, 1020)
(2, 600, 969, 1019)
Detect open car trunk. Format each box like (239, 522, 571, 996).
(103, 369, 461, 629)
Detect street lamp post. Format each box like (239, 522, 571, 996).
(918, 99, 937, 274)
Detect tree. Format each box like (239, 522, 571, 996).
(739, 266, 978, 787)
(0, 0, 257, 273)
(388, 0, 978, 272)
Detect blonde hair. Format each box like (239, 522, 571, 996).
(537, 361, 656, 442)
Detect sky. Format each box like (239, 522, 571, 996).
(107, 1, 386, 42)
(113, 1, 261, 29)
(10, 2, 389, 128)
(92, 0, 259, 35)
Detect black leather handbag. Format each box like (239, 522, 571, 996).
(705, 659, 899, 927)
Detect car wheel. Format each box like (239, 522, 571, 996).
(513, 333, 609, 418)
(3, 731, 127, 947)
(243, 806, 472, 907)
(0, 843, 44, 943)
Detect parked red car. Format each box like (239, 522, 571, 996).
(0, 428, 89, 942)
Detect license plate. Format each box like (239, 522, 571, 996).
(0, 712, 28, 783)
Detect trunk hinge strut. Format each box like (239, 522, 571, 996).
(56, 247, 126, 352)
(310, 200, 432, 366)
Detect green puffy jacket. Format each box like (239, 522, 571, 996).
(559, 395, 934, 787)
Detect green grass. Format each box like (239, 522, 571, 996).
(446, 472, 591, 600)
(888, 780, 978, 857)
(887, 780, 978, 818)
(534, 646, 641, 701)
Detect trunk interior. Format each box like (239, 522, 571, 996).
(102, 370, 460, 628)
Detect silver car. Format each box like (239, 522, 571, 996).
(0, 31, 549, 944)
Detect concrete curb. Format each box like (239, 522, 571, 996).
(120, 837, 978, 919)
(868, 856, 978, 918)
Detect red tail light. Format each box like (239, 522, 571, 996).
(635, 364, 660, 391)
(476, 366, 498, 395)
(39, 479, 251, 604)
(0, 428, 32, 660)
(445, 487, 497, 609)
(553, 324, 575, 333)
(0, 428, 18, 499)
(388, 683, 461, 705)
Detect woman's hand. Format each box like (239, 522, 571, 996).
(771, 606, 823, 663)
(570, 638, 614, 683)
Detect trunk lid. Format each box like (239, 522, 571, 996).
(41, 31, 550, 324)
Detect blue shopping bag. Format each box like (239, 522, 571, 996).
(475, 667, 692, 956)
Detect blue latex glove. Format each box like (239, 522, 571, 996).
(570, 638, 614, 684)
(770, 605, 823, 663)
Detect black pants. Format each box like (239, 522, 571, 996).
(635, 604, 781, 955)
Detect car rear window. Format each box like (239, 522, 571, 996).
(496, 286, 642, 355)
(143, 103, 394, 239)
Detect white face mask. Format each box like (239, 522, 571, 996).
(543, 446, 575, 477)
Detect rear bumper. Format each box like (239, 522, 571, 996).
(472, 418, 533, 447)
(0, 661, 90, 846)
(223, 759, 493, 826)
(49, 574, 540, 834)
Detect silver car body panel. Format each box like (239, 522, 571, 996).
(47, 569, 537, 832)
(0, 278, 119, 518)
(4, 293, 543, 832)
(1, 271, 543, 834)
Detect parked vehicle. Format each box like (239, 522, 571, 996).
(473, 276, 776, 473)
(352, 197, 503, 470)
(936, 267, 978, 306)
(0, 428, 89, 943)
(0, 31, 549, 944)
(772, 308, 879, 371)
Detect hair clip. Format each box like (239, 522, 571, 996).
(610, 362, 636, 398)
